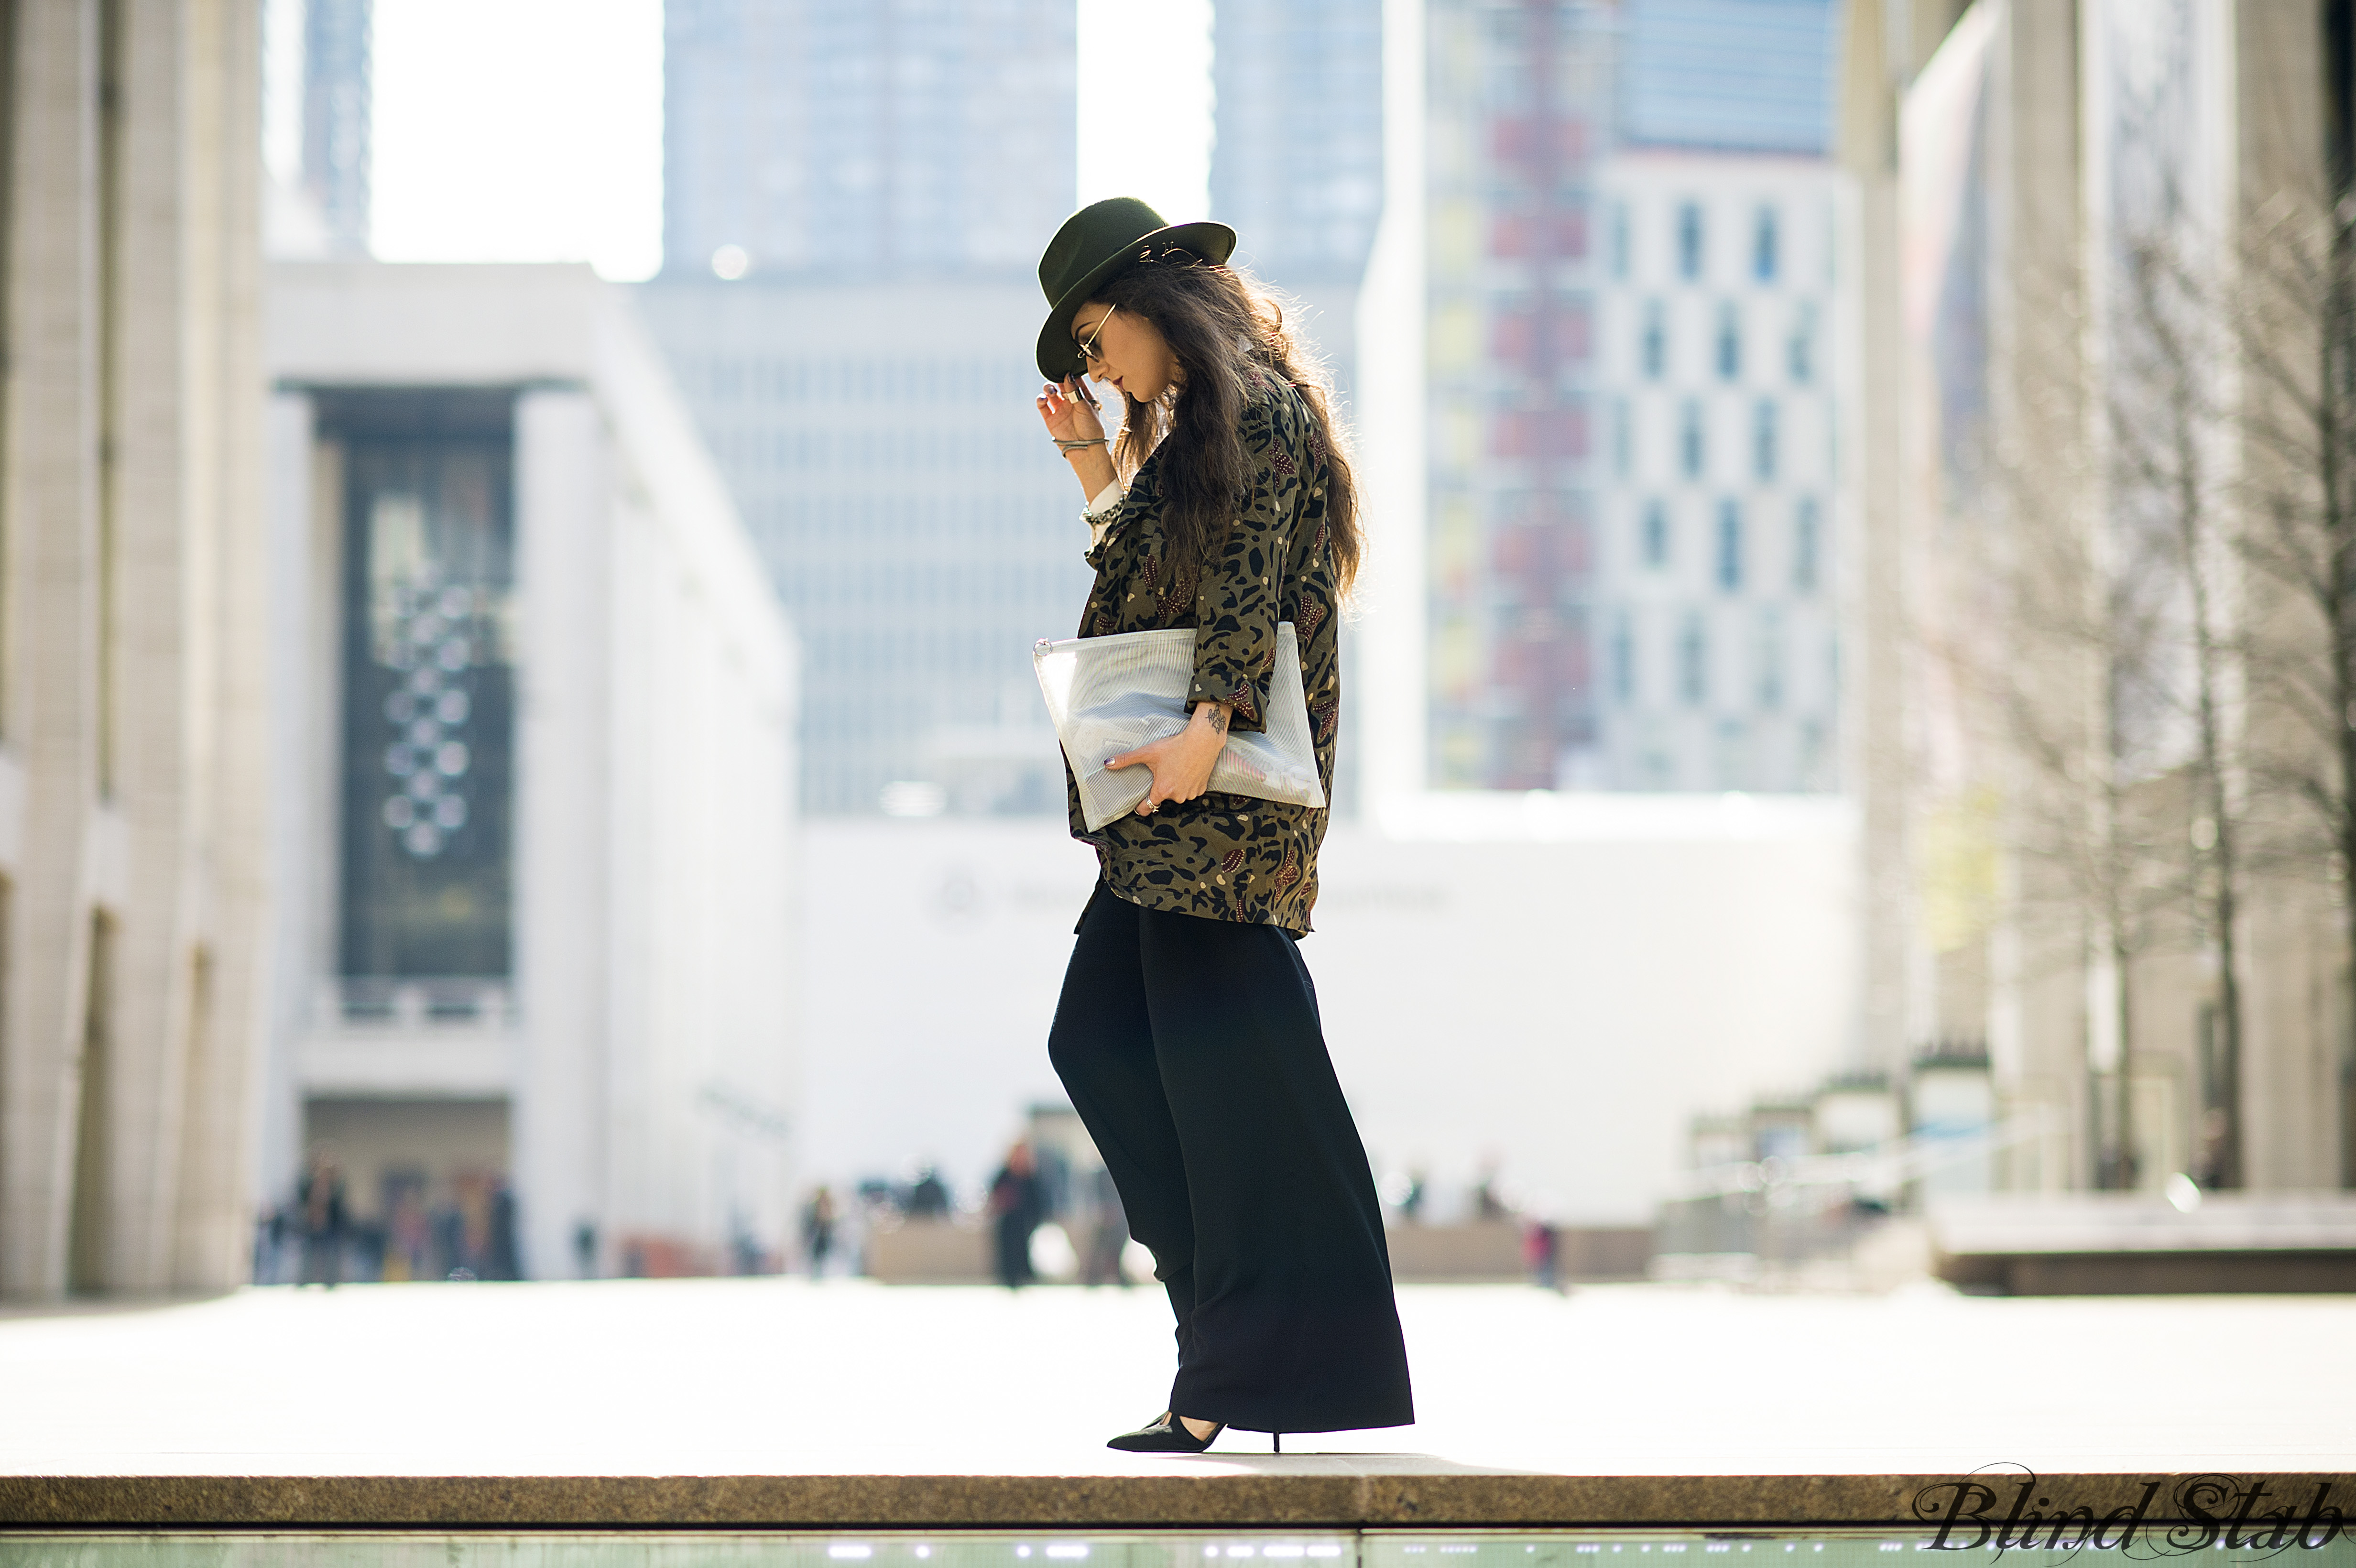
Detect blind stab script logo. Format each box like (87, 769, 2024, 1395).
(1914, 1473, 2346, 1557)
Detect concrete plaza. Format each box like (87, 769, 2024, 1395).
(3, 1277, 2350, 1484)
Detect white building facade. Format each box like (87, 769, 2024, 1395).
(797, 799, 1857, 1225)
(262, 264, 800, 1280)
(1592, 152, 1847, 793)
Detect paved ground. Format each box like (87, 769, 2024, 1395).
(3, 1279, 2350, 1478)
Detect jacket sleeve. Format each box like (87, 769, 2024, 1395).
(1188, 394, 1301, 734)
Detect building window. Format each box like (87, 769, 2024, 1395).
(1676, 201, 1703, 280)
(1754, 206, 1780, 282)
(1716, 303, 1741, 380)
(1789, 301, 1816, 383)
(328, 392, 517, 981)
(1613, 397, 1632, 477)
(1678, 615, 1707, 705)
(1610, 199, 1629, 279)
(1716, 499, 1743, 590)
(1641, 300, 1666, 379)
(1641, 500, 1669, 567)
(1754, 399, 1778, 480)
(1794, 496, 1820, 592)
(1758, 610, 1785, 709)
(1612, 612, 1635, 704)
(1679, 400, 1704, 479)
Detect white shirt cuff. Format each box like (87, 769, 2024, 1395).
(1085, 482, 1123, 548)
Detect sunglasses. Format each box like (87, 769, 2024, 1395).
(1075, 305, 1116, 369)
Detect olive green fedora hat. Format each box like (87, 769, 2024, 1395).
(1035, 196, 1237, 382)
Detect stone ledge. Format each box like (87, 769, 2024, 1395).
(5, 1471, 2349, 1530)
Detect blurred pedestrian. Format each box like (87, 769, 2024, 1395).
(1524, 1220, 1562, 1293)
(574, 1219, 599, 1280)
(296, 1148, 347, 1287)
(731, 1217, 764, 1276)
(383, 1183, 430, 1283)
(1033, 198, 1413, 1454)
(905, 1166, 951, 1220)
(431, 1202, 468, 1280)
(801, 1184, 838, 1277)
(262, 1204, 289, 1283)
(1473, 1162, 1511, 1221)
(485, 1182, 520, 1281)
(988, 1141, 1045, 1289)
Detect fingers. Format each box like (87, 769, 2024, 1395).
(1110, 751, 1163, 815)
(1132, 774, 1203, 816)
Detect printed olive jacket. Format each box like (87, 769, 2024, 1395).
(1069, 375, 1342, 935)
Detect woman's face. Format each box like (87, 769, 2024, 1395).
(1074, 300, 1179, 404)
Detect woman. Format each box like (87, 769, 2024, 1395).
(1031, 197, 1414, 1453)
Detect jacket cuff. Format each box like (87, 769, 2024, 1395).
(1187, 665, 1269, 733)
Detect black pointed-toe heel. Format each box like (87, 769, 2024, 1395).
(1106, 1412, 1225, 1453)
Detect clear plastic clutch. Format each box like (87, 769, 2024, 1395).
(1033, 622, 1328, 830)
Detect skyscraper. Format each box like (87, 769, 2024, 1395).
(1591, 0, 1845, 792)
(301, 0, 371, 257)
(1209, 0, 1385, 814)
(644, 0, 1083, 815)
(1372, 0, 1844, 795)
(662, 0, 1075, 282)
(1418, 0, 1614, 791)
(1210, 0, 1384, 404)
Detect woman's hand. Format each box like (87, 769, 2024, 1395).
(1037, 376, 1105, 444)
(1107, 702, 1232, 816)
(1038, 377, 1118, 500)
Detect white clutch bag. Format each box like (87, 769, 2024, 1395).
(1034, 623, 1328, 830)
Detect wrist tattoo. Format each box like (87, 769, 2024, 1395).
(1206, 706, 1229, 736)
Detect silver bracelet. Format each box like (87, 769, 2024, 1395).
(1054, 437, 1108, 452)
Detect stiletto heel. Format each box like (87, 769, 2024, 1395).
(1106, 1411, 1225, 1453)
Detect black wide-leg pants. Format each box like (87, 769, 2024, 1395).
(1047, 884, 1414, 1435)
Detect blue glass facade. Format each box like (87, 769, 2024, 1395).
(1617, 0, 1839, 156)
(1210, 0, 1385, 286)
(662, 0, 1076, 280)
(648, 0, 1083, 814)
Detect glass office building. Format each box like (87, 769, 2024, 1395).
(1591, 0, 1845, 793)
(646, 0, 1083, 815)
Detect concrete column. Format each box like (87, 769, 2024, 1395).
(513, 389, 612, 1280)
(1835, 0, 1911, 1077)
(0, 0, 265, 1298)
(0, 0, 104, 1301)
(108, 0, 207, 1295)
(254, 393, 318, 1239)
(163, 0, 269, 1293)
(2228, 0, 2344, 1191)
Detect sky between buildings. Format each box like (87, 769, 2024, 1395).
(282, 0, 1217, 278)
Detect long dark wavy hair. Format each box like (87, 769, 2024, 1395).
(1090, 258, 1363, 599)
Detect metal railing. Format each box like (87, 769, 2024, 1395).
(1666, 1110, 2067, 1205)
(317, 978, 515, 1030)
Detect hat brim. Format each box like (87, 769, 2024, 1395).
(1035, 220, 1238, 383)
